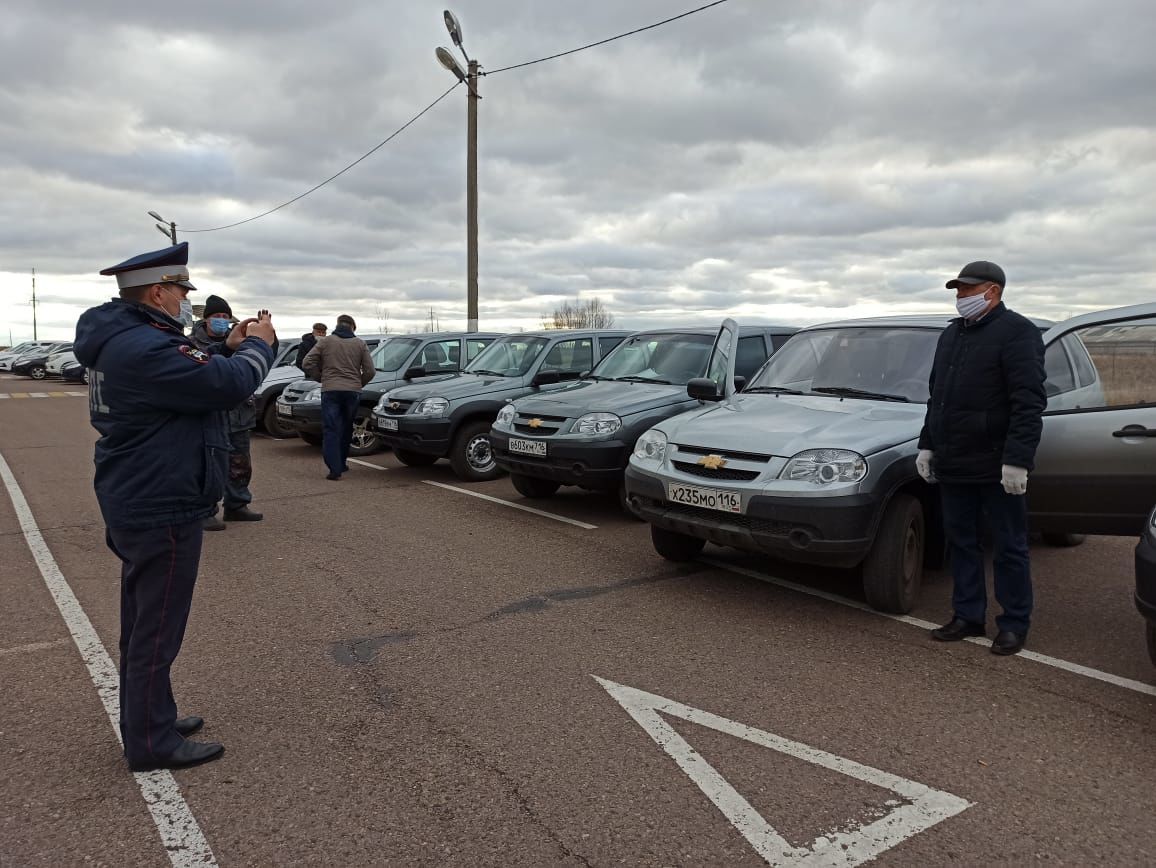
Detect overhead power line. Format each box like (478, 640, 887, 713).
(183, 82, 461, 233)
(483, 0, 733, 75)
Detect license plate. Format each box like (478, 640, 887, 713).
(509, 437, 547, 457)
(377, 417, 399, 431)
(276, 404, 292, 417)
(667, 482, 742, 513)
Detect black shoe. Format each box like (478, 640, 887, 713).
(224, 506, 263, 522)
(175, 716, 204, 737)
(202, 515, 227, 532)
(128, 740, 224, 772)
(930, 617, 986, 642)
(326, 472, 342, 481)
(991, 630, 1026, 656)
(342, 464, 350, 472)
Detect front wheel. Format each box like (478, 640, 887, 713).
(449, 420, 504, 481)
(29, 365, 46, 380)
(862, 493, 925, 614)
(651, 525, 706, 562)
(262, 397, 296, 438)
(510, 473, 560, 498)
(348, 417, 383, 456)
(394, 448, 438, 468)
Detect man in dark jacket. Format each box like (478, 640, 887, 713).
(74, 242, 276, 771)
(191, 294, 264, 527)
(295, 322, 328, 368)
(917, 261, 1047, 656)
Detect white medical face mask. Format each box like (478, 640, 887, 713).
(177, 298, 195, 327)
(956, 291, 990, 320)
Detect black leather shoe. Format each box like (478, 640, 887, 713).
(991, 630, 1026, 656)
(224, 506, 263, 521)
(342, 465, 350, 472)
(326, 472, 341, 481)
(202, 515, 227, 532)
(930, 617, 986, 642)
(174, 716, 204, 737)
(128, 740, 224, 772)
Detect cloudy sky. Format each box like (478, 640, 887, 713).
(2, 0, 1153, 343)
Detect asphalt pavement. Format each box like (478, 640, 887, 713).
(1, 374, 1153, 867)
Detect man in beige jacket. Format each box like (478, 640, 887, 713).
(302, 314, 375, 480)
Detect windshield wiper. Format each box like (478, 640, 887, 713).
(616, 375, 672, 384)
(744, 386, 804, 395)
(468, 369, 506, 377)
(586, 374, 614, 381)
(811, 386, 909, 403)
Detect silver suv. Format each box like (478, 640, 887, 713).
(625, 305, 1156, 614)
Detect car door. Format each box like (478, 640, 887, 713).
(702, 318, 741, 404)
(1029, 302, 1156, 536)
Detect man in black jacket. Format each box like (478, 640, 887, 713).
(295, 322, 328, 369)
(917, 261, 1047, 656)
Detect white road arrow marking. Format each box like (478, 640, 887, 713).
(595, 677, 971, 867)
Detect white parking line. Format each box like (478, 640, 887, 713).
(424, 480, 598, 530)
(0, 450, 217, 866)
(703, 557, 1156, 699)
(347, 458, 387, 471)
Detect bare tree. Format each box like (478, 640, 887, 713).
(548, 297, 615, 329)
(374, 303, 391, 334)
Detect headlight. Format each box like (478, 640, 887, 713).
(415, 396, 449, 417)
(304, 387, 322, 402)
(574, 412, 621, 436)
(495, 403, 516, 427)
(781, 449, 867, 484)
(633, 429, 668, 463)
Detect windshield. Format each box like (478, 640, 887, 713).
(465, 336, 548, 376)
(748, 327, 942, 403)
(373, 337, 421, 372)
(592, 333, 713, 385)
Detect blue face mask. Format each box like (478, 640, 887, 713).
(208, 318, 231, 336)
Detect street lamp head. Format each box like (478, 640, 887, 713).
(443, 10, 464, 47)
(155, 224, 174, 241)
(147, 210, 165, 222)
(436, 46, 467, 82)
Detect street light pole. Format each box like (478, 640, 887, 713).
(148, 210, 177, 245)
(466, 58, 479, 333)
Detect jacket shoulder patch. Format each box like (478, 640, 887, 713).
(178, 345, 211, 364)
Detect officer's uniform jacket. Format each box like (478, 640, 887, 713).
(74, 299, 274, 529)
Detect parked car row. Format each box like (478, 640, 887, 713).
(0, 341, 74, 379)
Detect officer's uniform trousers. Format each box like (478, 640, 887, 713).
(105, 520, 203, 765)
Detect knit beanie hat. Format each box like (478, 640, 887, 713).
(203, 294, 232, 318)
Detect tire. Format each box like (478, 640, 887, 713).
(394, 448, 438, 468)
(862, 493, 925, 614)
(262, 395, 296, 438)
(29, 365, 46, 380)
(449, 420, 504, 481)
(298, 431, 323, 446)
(1147, 622, 1156, 669)
(1042, 532, 1085, 548)
(651, 525, 706, 562)
(348, 417, 383, 456)
(510, 473, 560, 498)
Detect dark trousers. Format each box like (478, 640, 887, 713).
(321, 390, 359, 475)
(224, 428, 253, 510)
(106, 520, 203, 765)
(939, 482, 1033, 634)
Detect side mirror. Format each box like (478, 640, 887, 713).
(687, 377, 721, 402)
(733, 375, 747, 393)
(403, 366, 427, 380)
(531, 370, 561, 387)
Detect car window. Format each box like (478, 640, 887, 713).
(770, 333, 794, 352)
(705, 322, 739, 387)
(599, 336, 625, 357)
(1045, 319, 1156, 411)
(373, 337, 421, 372)
(1043, 341, 1076, 396)
(466, 336, 548, 376)
(466, 339, 491, 361)
(1066, 334, 1098, 388)
(593, 333, 713, 384)
(735, 335, 769, 379)
(419, 339, 460, 371)
(539, 338, 593, 375)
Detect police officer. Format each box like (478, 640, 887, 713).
(73, 242, 276, 772)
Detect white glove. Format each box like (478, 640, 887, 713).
(916, 449, 936, 483)
(1001, 465, 1028, 495)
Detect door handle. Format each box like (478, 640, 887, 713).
(1112, 425, 1156, 438)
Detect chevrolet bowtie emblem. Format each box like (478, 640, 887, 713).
(697, 454, 727, 470)
(529, 418, 543, 428)
(389, 401, 400, 410)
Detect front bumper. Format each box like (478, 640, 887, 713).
(490, 428, 627, 487)
(624, 465, 879, 568)
(371, 413, 453, 457)
(275, 398, 324, 434)
(1136, 530, 1156, 622)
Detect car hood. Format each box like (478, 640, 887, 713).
(663, 394, 926, 457)
(512, 379, 686, 418)
(257, 366, 306, 393)
(387, 372, 519, 402)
